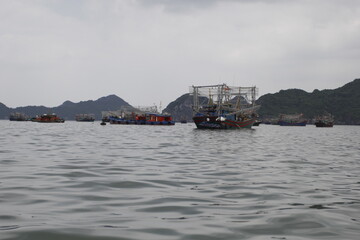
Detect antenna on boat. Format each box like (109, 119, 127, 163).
(208, 89, 213, 105)
(235, 87, 241, 110)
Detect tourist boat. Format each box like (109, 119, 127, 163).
(32, 113, 65, 123)
(191, 84, 260, 129)
(315, 113, 334, 127)
(278, 113, 307, 126)
(109, 113, 175, 125)
(9, 112, 29, 121)
(75, 114, 95, 122)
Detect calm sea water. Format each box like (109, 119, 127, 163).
(0, 120, 359, 240)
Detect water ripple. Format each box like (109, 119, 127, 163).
(0, 122, 359, 240)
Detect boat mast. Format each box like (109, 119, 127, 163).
(216, 84, 221, 115)
(251, 86, 256, 107)
(192, 85, 199, 113)
(235, 87, 241, 110)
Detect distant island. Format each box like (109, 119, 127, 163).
(1, 79, 360, 124)
(256, 78, 360, 125)
(0, 95, 135, 121)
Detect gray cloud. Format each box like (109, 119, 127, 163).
(0, 0, 359, 108)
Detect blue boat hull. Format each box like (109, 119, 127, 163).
(193, 116, 255, 129)
(109, 117, 175, 125)
(278, 121, 307, 126)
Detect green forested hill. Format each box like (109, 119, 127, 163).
(257, 79, 360, 124)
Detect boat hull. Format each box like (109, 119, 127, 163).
(109, 117, 175, 125)
(252, 120, 262, 126)
(193, 116, 255, 129)
(278, 121, 307, 126)
(76, 119, 95, 122)
(9, 118, 27, 121)
(315, 121, 333, 127)
(34, 119, 65, 123)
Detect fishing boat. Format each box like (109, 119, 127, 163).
(32, 113, 65, 123)
(101, 109, 130, 122)
(191, 84, 260, 129)
(109, 112, 175, 125)
(75, 114, 95, 122)
(278, 113, 307, 126)
(9, 112, 29, 121)
(315, 113, 334, 127)
(108, 105, 175, 126)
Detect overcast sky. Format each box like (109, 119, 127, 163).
(1, 0, 359, 108)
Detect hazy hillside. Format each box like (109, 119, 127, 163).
(0, 102, 10, 119)
(257, 78, 360, 124)
(53, 94, 136, 120)
(162, 94, 193, 122)
(162, 94, 208, 122)
(0, 95, 134, 120)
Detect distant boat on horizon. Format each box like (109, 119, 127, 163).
(278, 113, 307, 126)
(315, 113, 334, 127)
(109, 111, 175, 125)
(32, 113, 65, 123)
(9, 112, 29, 121)
(75, 114, 95, 122)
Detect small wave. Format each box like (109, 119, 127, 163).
(0, 225, 20, 231)
(137, 205, 202, 215)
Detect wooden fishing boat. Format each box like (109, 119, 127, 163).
(9, 112, 29, 121)
(315, 113, 334, 127)
(191, 84, 260, 129)
(75, 114, 95, 122)
(109, 113, 175, 125)
(33, 114, 65, 123)
(278, 113, 307, 126)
